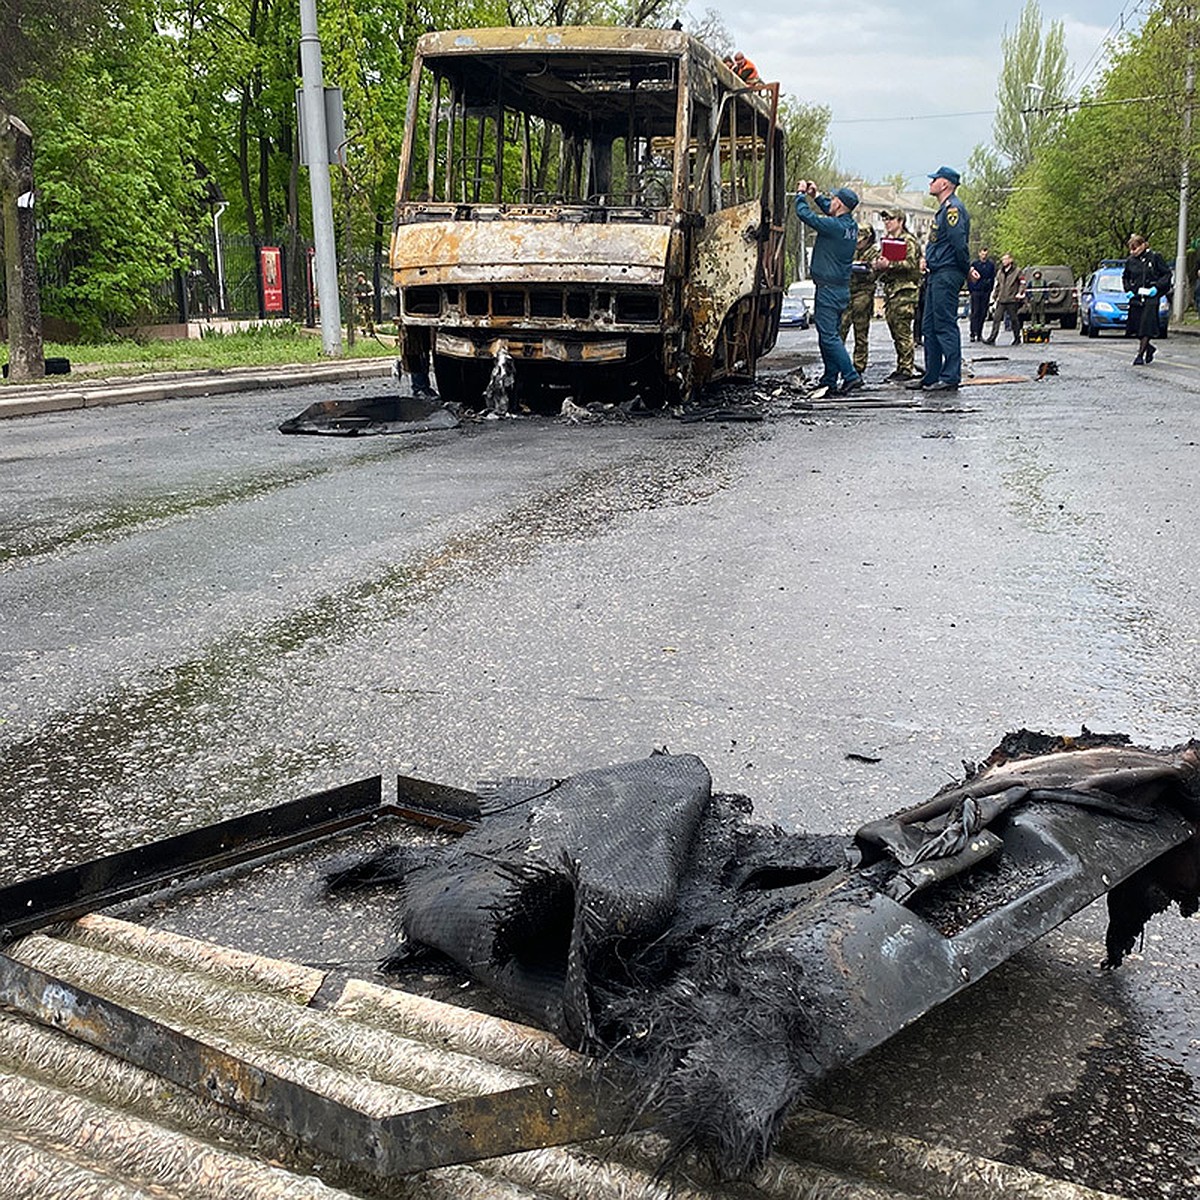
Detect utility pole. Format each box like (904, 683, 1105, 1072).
(1175, 4, 1195, 323)
(298, 0, 342, 356)
(0, 113, 44, 382)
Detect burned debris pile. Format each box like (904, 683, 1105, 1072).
(328, 732, 1200, 1179)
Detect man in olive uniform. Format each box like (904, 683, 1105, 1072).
(1026, 269, 1049, 328)
(355, 271, 375, 334)
(873, 210, 922, 380)
(840, 225, 877, 376)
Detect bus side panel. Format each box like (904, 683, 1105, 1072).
(684, 198, 762, 385)
(391, 221, 670, 287)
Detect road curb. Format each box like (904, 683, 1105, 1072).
(0, 358, 397, 420)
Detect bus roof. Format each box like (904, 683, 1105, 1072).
(416, 26, 694, 58)
(413, 27, 777, 122)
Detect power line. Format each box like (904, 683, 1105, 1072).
(830, 90, 1178, 131)
(830, 109, 995, 126)
(1022, 90, 1183, 117)
(1068, 2, 1149, 98)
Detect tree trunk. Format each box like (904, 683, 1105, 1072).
(0, 111, 44, 383)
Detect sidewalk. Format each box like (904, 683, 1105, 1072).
(0, 357, 397, 420)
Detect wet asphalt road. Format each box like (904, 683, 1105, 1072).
(1, 322, 1198, 1197)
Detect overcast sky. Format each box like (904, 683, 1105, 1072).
(700, 1, 1144, 188)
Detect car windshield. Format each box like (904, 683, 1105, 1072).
(1094, 270, 1125, 293)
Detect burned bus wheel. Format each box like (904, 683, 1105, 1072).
(434, 355, 491, 410)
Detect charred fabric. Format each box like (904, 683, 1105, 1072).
(329, 730, 1200, 1179)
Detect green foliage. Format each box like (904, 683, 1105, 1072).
(506, 0, 680, 27)
(777, 94, 836, 280)
(993, 2, 1194, 274)
(19, 13, 200, 333)
(779, 94, 835, 186)
(959, 144, 1010, 251)
(992, 0, 1069, 173)
(959, 0, 1068, 254)
(0, 0, 116, 104)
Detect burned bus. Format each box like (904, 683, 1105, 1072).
(391, 26, 787, 408)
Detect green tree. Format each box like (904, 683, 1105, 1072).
(960, 144, 1011, 252)
(778, 94, 836, 279)
(18, 12, 199, 334)
(992, 0, 1069, 173)
(959, 0, 1068, 254)
(1, 0, 131, 375)
(506, 0, 681, 27)
(993, 3, 1194, 274)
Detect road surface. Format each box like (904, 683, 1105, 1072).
(1, 320, 1197, 1197)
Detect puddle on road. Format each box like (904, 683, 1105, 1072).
(0, 442, 741, 878)
(0, 442, 413, 566)
(996, 433, 1198, 727)
(1004, 1031, 1199, 1198)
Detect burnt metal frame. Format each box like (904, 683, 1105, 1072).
(0, 770, 1195, 1178)
(0, 774, 642, 1177)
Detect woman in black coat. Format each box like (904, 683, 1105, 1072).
(1123, 233, 1172, 364)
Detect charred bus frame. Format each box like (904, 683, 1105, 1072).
(391, 27, 786, 407)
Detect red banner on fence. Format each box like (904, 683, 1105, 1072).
(261, 246, 283, 313)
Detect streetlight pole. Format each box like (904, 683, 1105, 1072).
(299, 0, 343, 356)
(1174, 5, 1195, 323)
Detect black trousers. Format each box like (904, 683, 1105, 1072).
(969, 291, 991, 339)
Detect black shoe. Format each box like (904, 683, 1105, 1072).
(1133, 355, 1145, 365)
(1011, 338, 1021, 346)
(982, 337, 996, 345)
(904, 377, 930, 390)
(838, 378, 864, 396)
(924, 380, 959, 392)
(1146, 344, 1157, 362)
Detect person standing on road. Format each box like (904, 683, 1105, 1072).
(1026, 269, 1049, 327)
(1123, 233, 1172, 365)
(793, 180, 862, 397)
(967, 246, 995, 342)
(982, 254, 1025, 345)
(841, 225, 877, 377)
(908, 166, 969, 393)
(355, 272, 375, 335)
(873, 209, 922, 380)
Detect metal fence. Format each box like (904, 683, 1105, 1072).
(152, 233, 394, 325)
(0, 231, 397, 329)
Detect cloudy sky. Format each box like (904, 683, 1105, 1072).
(703, 1, 1144, 187)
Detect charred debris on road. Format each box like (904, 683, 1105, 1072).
(3, 728, 1196, 1183)
(275, 362, 1020, 435)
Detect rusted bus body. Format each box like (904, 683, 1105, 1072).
(391, 27, 787, 406)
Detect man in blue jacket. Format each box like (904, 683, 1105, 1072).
(908, 165, 970, 392)
(794, 180, 862, 397)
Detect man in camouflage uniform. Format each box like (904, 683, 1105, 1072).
(840, 225, 877, 376)
(355, 272, 375, 335)
(872, 209, 922, 381)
